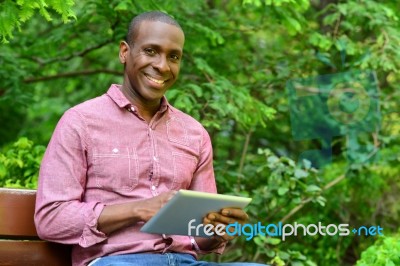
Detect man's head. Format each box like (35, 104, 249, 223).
(125, 11, 183, 47)
(119, 11, 185, 108)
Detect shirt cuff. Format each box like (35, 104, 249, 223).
(162, 235, 192, 253)
(78, 202, 107, 248)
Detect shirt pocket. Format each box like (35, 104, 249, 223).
(93, 146, 139, 192)
(170, 152, 198, 190)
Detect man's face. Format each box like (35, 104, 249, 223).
(120, 20, 184, 105)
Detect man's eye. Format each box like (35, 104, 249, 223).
(144, 48, 156, 55)
(170, 54, 180, 61)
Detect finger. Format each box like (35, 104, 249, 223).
(207, 212, 247, 225)
(203, 216, 227, 226)
(215, 225, 236, 242)
(218, 233, 235, 242)
(206, 212, 236, 225)
(209, 221, 235, 241)
(201, 218, 238, 243)
(206, 218, 238, 238)
(221, 208, 249, 220)
(203, 217, 212, 225)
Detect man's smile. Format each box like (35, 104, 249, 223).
(144, 73, 169, 85)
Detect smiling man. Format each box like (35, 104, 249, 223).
(119, 17, 184, 122)
(34, 11, 266, 266)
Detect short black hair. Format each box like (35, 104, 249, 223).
(126, 11, 183, 46)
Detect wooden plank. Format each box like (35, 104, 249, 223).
(0, 188, 38, 238)
(0, 188, 72, 264)
(0, 240, 71, 266)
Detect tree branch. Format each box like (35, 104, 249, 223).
(24, 69, 122, 83)
(333, 12, 342, 38)
(238, 129, 253, 175)
(26, 39, 114, 65)
(280, 174, 346, 223)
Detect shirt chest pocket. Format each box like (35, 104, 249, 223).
(93, 146, 139, 192)
(170, 152, 198, 190)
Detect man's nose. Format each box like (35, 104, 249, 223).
(153, 55, 170, 73)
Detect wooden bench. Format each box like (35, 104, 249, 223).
(0, 187, 71, 265)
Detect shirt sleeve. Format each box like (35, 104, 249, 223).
(188, 127, 226, 254)
(34, 109, 107, 247)
(189, 127, 217, 193)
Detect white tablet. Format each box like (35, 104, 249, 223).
(140, 190, 252, 237)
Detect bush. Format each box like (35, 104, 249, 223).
(356, 233, 400, 266)
(0, 137, 45, 189)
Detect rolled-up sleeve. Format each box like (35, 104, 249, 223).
(34, 109, 107, 247)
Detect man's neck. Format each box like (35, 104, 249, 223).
(138, 105, 159, 123)
(120, 86, 161, 123)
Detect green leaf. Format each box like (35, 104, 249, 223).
(0, 164, 7, 178)
(278, 187, 289, 195)
(294, 168, 308, 179)
(283, 17, 302, 35)
(306, 185, 321, 193)
(15, 158, 24, 168)
(265, 249, 275, 257)
(292, 261, 305, 266)
(265, 237, 281, 245)
(302, 159, 311, 169)
(278, 250, 290, 260)
(316, 196, 326, 207)
(267, 156, 279, 165)
(186, 84, 203, 97)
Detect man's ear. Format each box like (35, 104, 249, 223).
(119, 41, 130, 64)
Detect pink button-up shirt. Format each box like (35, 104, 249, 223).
(34, 84, 222, 266)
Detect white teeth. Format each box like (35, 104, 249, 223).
(146, 75, 165, 84)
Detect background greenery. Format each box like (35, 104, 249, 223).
(0, 0, 399, 265)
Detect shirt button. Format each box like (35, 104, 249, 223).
(151, 185, 156, 191)
(130, 106, 135, 112)
(153, 156, 158, 162)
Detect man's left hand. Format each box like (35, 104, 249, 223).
(203, 208, 249, 243)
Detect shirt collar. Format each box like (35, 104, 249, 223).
(106, 84, 173, 113)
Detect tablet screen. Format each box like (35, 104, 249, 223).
(140, 190, 252, 237)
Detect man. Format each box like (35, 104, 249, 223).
(34, 11, 265, 266)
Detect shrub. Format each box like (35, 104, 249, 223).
(0, 137, 45, 189)
(356, 233, 400, 266)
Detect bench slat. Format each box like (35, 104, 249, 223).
(0, 188, 38, 237)
(0, 240, 71, 266)
(0, 188, 72, 265)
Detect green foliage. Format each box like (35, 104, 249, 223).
(0, 137, 45, 189)
(1, 0, 400, 265)
(243, 0, 310, 35)
(356, 233, 400, 266)
(167, 60, 276, 130)
(0, 0, 76, 42)
(320, 0, 400, 72)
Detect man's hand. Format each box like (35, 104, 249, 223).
(203, 208, 249, 243)
(139, 190, 177, 221)
(98, 190, 176, 235)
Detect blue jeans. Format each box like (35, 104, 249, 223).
(89, 253, 267, 266)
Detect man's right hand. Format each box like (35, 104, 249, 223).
(138, 190, 177, 221)
(97, 190, 176, 235)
